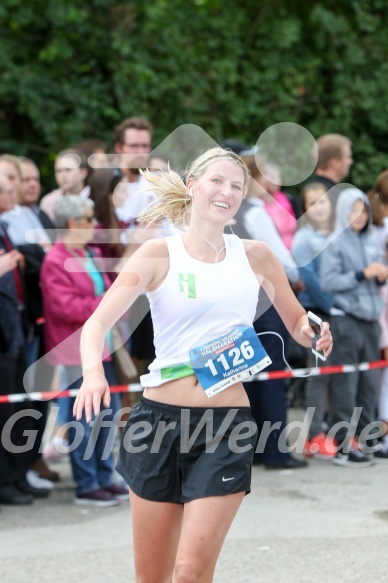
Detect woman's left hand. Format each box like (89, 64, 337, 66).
(301, 320, 333, 359)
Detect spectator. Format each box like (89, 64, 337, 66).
(235, 155, 301, 285)
(113, 118, 158, 370)
(0, 155, 51, 247)
(263, 161, 298, 249)
(0, 174, 51, 505)
(367, 170, 388, 263)
(307, 134, 353, 204)
(19, 157, 56, 237)
(1, 156, 57, 482)
(232, 155, 306, 470)
(40, 149, 90, 222)
(88, 168, 127, 281)
(292, 182, 336, 459)
(40, 195, 128, 506)
(113, 117, 156, 223)
(368, 171, 388, 457)
(321, 188, 388, 466)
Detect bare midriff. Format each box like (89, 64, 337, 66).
(143, 376, 250, 408)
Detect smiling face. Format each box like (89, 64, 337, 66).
(188, 160, 245, 226)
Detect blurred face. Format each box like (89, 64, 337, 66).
(116, 129, 152, 176)
(69, 208, 97, 245)
(349, 199, 368, 232)
(335, 143, 353, 181)
(304, 188, 331, 227)
(189, 160, 245, 225)
(0, 176, 14, 213)
(0, 161, 20, 203)
(55, 156, 86, 194)
(21, 162, 41, 205)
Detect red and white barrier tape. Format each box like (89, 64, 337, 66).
(252, 359, 388, 381)
(0, 360, 387, 404)
(0, 383, 143, 404)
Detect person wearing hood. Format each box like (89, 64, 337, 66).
(321, 188, 388, 466)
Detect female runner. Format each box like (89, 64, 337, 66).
(74, 147, 332, 582)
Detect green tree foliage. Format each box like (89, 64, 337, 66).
(0, 0, 387, 190)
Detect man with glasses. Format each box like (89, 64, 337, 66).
(113, 117, 157, 223)
(113, 117, 158, 377)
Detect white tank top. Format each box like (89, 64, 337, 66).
(140, 234, 260, 387)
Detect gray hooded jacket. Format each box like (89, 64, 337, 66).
(320, 188, 384, 321)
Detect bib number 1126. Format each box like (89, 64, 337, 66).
(205, 341, 254, 376)
(189, 326, 272, 397)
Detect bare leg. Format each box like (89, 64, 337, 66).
(130, 490, 184, 583)
(173, 492, 245, 583)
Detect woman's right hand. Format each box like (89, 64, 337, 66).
(73, 372, 111, 423)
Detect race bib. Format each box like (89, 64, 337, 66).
(189, 326, 271, 398)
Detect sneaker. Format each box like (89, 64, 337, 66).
(367, 440, 388, 462)
(0, 485, 34, 505)
(357, 437, 388, 460)
(304, 433, 336, 460)
(31, 459, 60, 482)
(74, 488, 121, 508)
(26, 470, 54, 491)
(265, 456, 308, 470)
(374, 447, 388, 462)
(333, 445, 374, 467)
(17, 477, 51, 498)
(104, 483, 129, 500)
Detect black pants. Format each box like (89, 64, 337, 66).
(0, 350, 35, 487)
(243, 296, 291, 466)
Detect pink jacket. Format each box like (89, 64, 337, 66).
(264, 191, 297, 251)
(40, 241, 112, 366)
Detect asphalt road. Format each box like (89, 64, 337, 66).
(1, 407, 388, 583)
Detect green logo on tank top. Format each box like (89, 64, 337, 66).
(179, 273, 196, 298)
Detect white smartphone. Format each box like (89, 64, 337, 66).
(307, 311, 326, 361)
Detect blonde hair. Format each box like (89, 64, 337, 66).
(139, 147, 250, 227)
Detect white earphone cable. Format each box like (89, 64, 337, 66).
(257, 331, 318, 378)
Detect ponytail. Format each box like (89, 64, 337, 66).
(139, 168, 191, 227)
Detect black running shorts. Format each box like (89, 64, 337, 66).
(117, 396, 257, 504)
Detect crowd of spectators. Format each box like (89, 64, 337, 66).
(1, 120, 388, 508)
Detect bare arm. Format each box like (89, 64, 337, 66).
(244, 240, 332, 353)
(73, 238, 169, 421)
